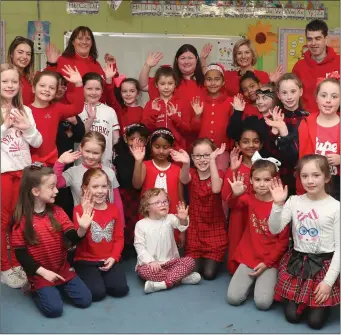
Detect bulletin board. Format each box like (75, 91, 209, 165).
(278, 28, 340, 73)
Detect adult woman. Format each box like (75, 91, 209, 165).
(139, 44, 206, 102)
(200, 39, 282, 97)
(46, 26, 117, 99)
(7, 36, 35, 105)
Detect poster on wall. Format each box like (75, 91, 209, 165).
(107, 0, 123, 10)
(130, 0, 328, 20)
(0, 21, 5, 63)
(278, 28, 340, 73)
(66, 0, 100, 14)
(27, 21, 50, 54)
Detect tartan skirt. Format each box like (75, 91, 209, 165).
(274, 249, 340, 313)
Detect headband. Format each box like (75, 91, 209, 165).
(114, 75, 127, 87)
(251, 151, 281, 172)
(124, 123, 145, 133)
(316, 71, 340, 87)
(255, 88, 275, 99)
(204, 64, 224, 75)
(30, 161, 45, 169)
(150, 129, 175, 140)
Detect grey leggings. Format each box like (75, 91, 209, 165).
(227, 263, 277, 310)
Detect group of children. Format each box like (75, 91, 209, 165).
(0, 20, 340, 330)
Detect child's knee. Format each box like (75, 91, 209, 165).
(78, 289, 92, 307)
(107, 284, 130, 298)
(254, 295, 273, 310)
(227, 289, 245, 306)
(41, 302, 63, 318)
(90, 286, 106, 302)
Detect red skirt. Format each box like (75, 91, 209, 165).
(274, 249, 340, 314)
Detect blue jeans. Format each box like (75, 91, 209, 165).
(33, 276, 92, 318)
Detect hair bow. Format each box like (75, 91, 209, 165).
(204, 64, 224, 75)
(255, 88, 275, 99)
(251, 151, 281, 171)
(114, 75, 127, 88)
(316, 71, 340, 87)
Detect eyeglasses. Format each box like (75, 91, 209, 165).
(149, 200, 170, 207)
(191, 154, 210, 160)
(298, 226, 318, 237)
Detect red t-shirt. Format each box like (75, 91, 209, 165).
(29, 86, 84, 166)
(11, 206, 76, 291)
(73, 203, 124, 262)
(228, 193, 289, 269)
(316, 123, 340, 175)
(21, 76, 35, 106)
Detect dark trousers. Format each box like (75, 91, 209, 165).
(33, 276, 92, 318)
(74, 261, 129, 301)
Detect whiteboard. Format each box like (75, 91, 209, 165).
(64, 32, 241, 104)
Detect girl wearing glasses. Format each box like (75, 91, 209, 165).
(7, 36, 35, 105)
(170, 138, 228, 280)
(269, 154, 340, 330)
(134, 188, 200, 294)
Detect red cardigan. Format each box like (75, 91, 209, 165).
(296, 113, 341, 194)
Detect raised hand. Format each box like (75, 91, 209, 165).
(170, 149, 190, 164)
(210, 143, 226, 160)
(103, 63, 117, 82)
(264, 106, 288, 136)
(191, 96, 204, 117)
(62, 65, 82, 86)
(11, 109, 32, 131)
(58, 149, 82, 164)
(145, 52, 163, 68)
(326, 154, 340, 166)
(229, 147, 243, 171)
(76, 202, 94, 231)
(86, 103, 97, 120)
(167, 102, 178, 117)
(269, 65, 284, 83)
(104, 53, 116, 65)
(151, 98, 161, 111)
(176, 201, 189, 221)
(231, 94, 246, 111)
(269, 177, 288, 205)
(2, 108, 14, 129)
(200, 43, 213, 60)
(99, 257, 115, 271)
(129, 138, 146, 162)
(227, 172, 247, 196)
(45, 43, 61, 63)
(66, 116, 77, 125)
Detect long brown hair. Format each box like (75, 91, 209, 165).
(13, 166, 61, 245)
(7, 36, 35, 84)
(63, 26, 98, 61)
(0, 63, 26, 125)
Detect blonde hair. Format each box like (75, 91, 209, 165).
(0, 63, 26, 125)
(139, 188, 169, 217)
(233, 39, 257, 67)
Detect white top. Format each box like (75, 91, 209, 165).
(134, 214, 189, 268)
(63, 164, 119, 206)
(1, 106, 42, 173)
(269, 194, 340, 287)
(78, 103, 120, 168)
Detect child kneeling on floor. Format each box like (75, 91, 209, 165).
(134, 188, 201, 294)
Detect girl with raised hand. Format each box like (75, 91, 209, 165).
(269, 154, 340, 329)
(1, 63, 42, 288)
(11, 165, 93, 318)
(171, 139, 228, 280)
(226, 155, 289, 311)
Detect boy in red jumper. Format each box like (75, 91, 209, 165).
(292, 19, 340, 114)
(142, 66, 194, 151)
(73, 168, 129, 302)
(226, 156, 289, 310)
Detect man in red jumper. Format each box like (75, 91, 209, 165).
(292, 19, 340, 114)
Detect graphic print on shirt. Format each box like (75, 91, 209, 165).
(91, 118, 110, 137)
(295, 209, 321, 253)
(90, 220, 114, 243)
(154, 172, 168, 192)
(316, 136, 338, 175)
(250, 213, 269, 235)
(2, 129, 31, 160)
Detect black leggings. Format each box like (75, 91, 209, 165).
(194, 258, 219, 280)
(284, 300, 329, 330)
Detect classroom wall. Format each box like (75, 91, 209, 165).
(1, 0, 340, 72)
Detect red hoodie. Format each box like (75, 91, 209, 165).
(296, 113, 340, 194)
(292, 47, 340, 114)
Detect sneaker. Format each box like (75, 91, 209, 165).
(1, 269, 27, 289)
(13, 266, 27, 280)
(181, 272, 201, 285)
(144, 281, 167, 294)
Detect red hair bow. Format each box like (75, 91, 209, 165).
(316, 71, 340, 86)
(114, 75, 127, 87)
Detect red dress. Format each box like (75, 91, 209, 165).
(185, 169, 227, 262)
(222, 164, 252, 274)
